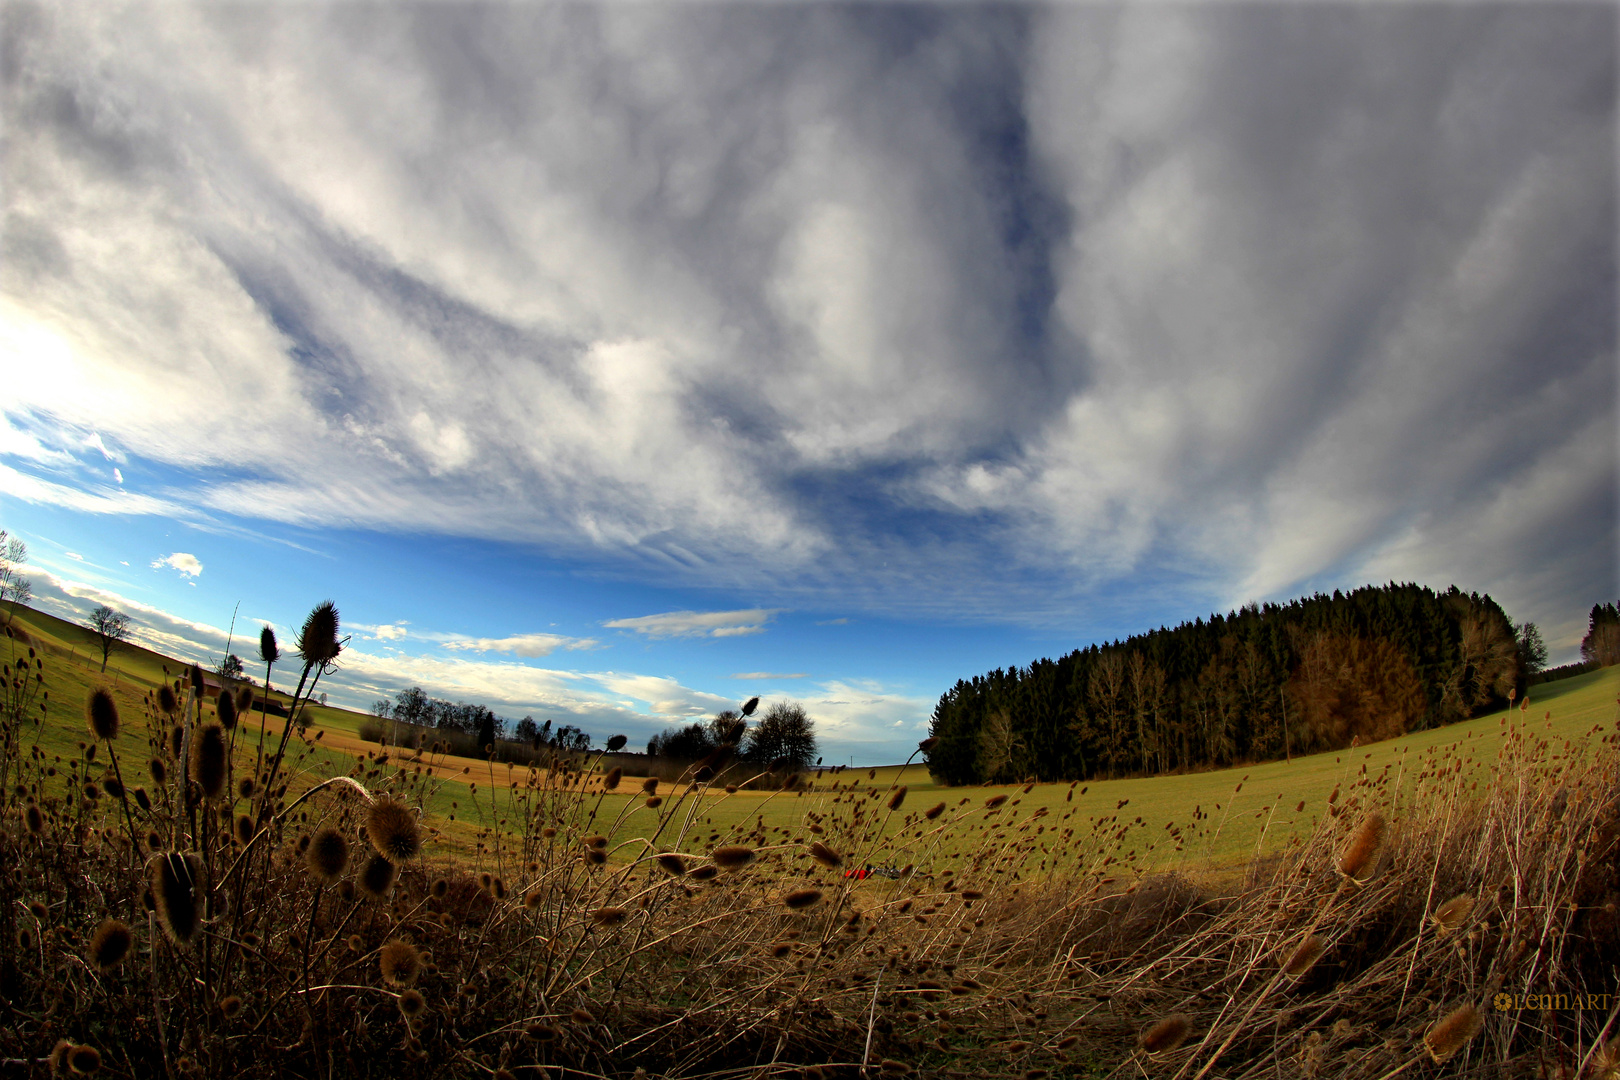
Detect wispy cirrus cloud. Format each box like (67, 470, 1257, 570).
(731, 672, 808, 680)
(441, 632, 599, 658)
(0, 3, 1610, 648)
(603, 609, 782, 640)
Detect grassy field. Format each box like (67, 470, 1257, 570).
(11, 601, 1619, 880)
(5, 601, 1618, 1078)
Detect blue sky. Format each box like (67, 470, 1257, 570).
(2, 4, 1615, 764)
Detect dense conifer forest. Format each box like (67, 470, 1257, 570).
(924, 583, 1528, 785)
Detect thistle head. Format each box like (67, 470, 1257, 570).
(365, 796, 421, 864)
(216, 690, 237, 730)
(85, 686, 119, 741)
(259, 625, 280, 664)
(88, 918, 133, 972)
(294, 601, 340, 666)
(306, 827, 349, 883)
(188, 723, 228, 800)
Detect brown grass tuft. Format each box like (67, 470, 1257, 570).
(366, 796, 421, 863)
(1139, 1014, 1193, 1055)
(88, 918, 133, 972)
(1424, 1003, 1483, 1063)
(85, 686, 119, 741)
(1336, 811, 1385, 881)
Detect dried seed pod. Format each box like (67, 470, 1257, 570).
(655, 853, 687, 876)
(379, 939, 422, 987)
(1431, 894, 1475, 935)
(1424, 1004, 1482, 1064)
(809, 842, 842, 869)
(88, 918, 133, 972)
(86, 687, 120, 741)
(1139, 1014, 1193, 1056)
(357, 853, 398, 900)
(306, 827, 350, 883)
(366, 797, 421, 864)
(149, 852, 202, 946)
(1336, 812, 1385, 881)
(783, 888, 823, 910)
(1282, 935, 1326, 977)
(713, 845, 756, 869)
(189, 723, 227, 801)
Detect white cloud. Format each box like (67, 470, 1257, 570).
(152, 552, 203, 577)
(112, 468, 123, 484)
(65, 552, 83, 561)
(441, 632, 597, 657)
(603, 608, 782, 639)
(731, 672, 808, 680)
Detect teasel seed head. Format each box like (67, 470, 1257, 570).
(641, 776, 659, 795)
(590, 906, 628, 927)
(157, 684, 178, 715)
(1336, 811, 1385, 881)
(397, 989, 426, 1020)
(1423, 1003, 1483, 1063)
(655, 853, 687, 876)
(24, 803, 44, 834)
(783, 888, 823, 910)
(918, 736, 938, 752)
(149, 757, 166, 785)
(50, 1040, 73, 1073)
(571, 1007, 596, 1024)
(741, 696, 760, 717)
(149, 851, 202, 946)
(253, 626, 279, 667)
(606, 734, 627, 752)
(645, 796, 662, 809)
(602, 767, 622, 791)
(688, 864, 719, 881)
(169, 724, 183, 759)
(357, 853, 398, 900)
(132, 786, 151, 812)
(88, 918, 134, 972)
(86, 686, 120, 741)
(216, 689, 237, 730)
(888, 786, 908, 812)
(189, 723, 228, 800)
(379, 938, 423, 986)
(366, 796, 421, 864)
(1431, 894, 1475, 935)
(67, 1045, 101, 1075)
(713, 845, 756, 869)
(809, 842, 842, 869)
(235, 685, 254, 715)
(294, 601, 341, 666)
(220, 995, 243, 1019)
(306, 826, 349, 883)
(430, 877, 449, 900)
(237, 776, 253, 800)
(925, 801, 946, 820)
(1139, 1014, 1193, 1056)
(985, 794, 1008, 809)
(1282, 934, 1326, 977)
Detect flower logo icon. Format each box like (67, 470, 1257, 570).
(1493, 993, 1514, 1012)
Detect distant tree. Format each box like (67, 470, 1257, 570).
(88, 604, 132, 673)
(552, 724, 590, 753)
(1515, 621, 1548, 675)
(647, 723, 714, 760)
(0, 530, 31, 626)
(1581, 603, 1620, 668)
(393, 686, 430, 726)
(372, 698, 393, 719)
(743, 702, 818, 772)
(514, 716, 539, 746)
(217, 653, 245, 681)
(476, 708, 496, 752)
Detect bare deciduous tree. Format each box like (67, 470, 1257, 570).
(89, 604, 132, 673)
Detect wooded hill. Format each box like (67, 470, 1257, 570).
(925, 583, 1525, 785)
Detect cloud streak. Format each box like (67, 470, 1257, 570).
(0, 3, 1611, 644)
(603, 609, 782, 640)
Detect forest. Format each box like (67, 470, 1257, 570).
(925, 583, 1532, 785)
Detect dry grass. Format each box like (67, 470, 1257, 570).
(2, 610, 1618, 1079)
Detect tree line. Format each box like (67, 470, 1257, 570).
(646, 701, 819, 772)
(924, 583, 1559, 786)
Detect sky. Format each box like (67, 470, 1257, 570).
(1, 2, 1615, 765)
